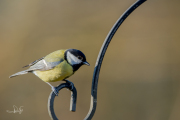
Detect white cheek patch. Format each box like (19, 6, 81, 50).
(67, 51, 82, 65)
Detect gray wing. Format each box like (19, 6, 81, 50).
(27, 58, 64, 72)
(23, 57, 45, 68)
(9, 57, 64, 78)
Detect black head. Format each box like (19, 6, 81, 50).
(65, 49, 90, 72)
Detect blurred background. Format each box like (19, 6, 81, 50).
(0, 0, 180, 120)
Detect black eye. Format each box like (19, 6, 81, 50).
(77, 56, 83, 60)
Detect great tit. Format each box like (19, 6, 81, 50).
(9, 49, 90, 95)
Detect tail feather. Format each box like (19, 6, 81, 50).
(9, 70, 29, 78)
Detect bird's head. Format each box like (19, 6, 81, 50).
(65, 49, 90, 72)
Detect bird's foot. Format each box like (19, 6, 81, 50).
(51, 86, 59, 96)
(64, 80, 74, 90)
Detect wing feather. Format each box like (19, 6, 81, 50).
(22, 57, 45, 68)
(27, 59, 64, 71)
(22, 50, 65, 71)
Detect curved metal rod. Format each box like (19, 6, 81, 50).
(48, 82, 77, 120)
(84, 0, 146, 120)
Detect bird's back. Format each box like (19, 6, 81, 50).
(34, 49, 74, 82)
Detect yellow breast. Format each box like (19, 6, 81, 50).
(34, 60, 73, 82)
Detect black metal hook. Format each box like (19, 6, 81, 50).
(84, 0, 147, 120)
(48, 82, 77, 120)
(47, 0, 146, 120)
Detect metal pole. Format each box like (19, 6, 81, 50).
(84, 0, 147, 120)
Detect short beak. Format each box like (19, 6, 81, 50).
(83, 61, 90, 66)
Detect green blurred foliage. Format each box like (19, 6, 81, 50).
(0, 0, 180, 120)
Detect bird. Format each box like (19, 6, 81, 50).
(9, 49, 90, 95)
